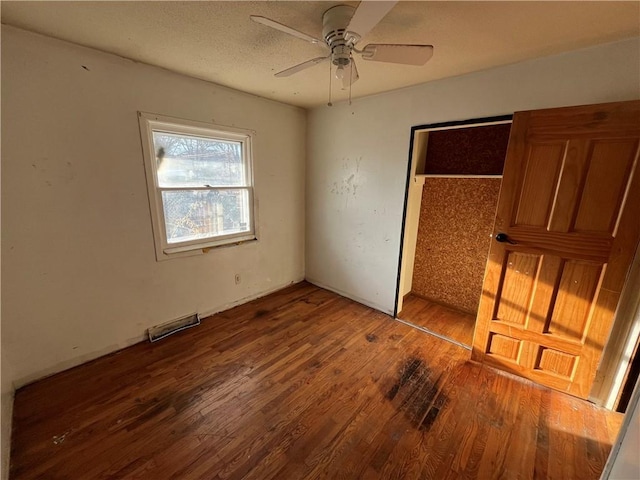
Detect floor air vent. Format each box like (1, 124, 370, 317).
(148, 313, 200, 342)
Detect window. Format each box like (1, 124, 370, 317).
(138, 113, 256, 259)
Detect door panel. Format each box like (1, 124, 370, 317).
(472, 101, 640, 399)
(536, 347, 577, 378)
(495, 252, 540, 326)
(546, 260, 603, 342)
(514, 143, 565, 227)
(574, 140, 637, 234)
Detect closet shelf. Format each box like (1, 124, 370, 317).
(415, 174, 503, 179)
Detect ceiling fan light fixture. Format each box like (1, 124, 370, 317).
(335, 65, 345, 80)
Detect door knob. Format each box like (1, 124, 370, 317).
(495, 233, 517, 244)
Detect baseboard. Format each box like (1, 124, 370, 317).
(305, 277, 394, 315)
(14, 277, 306, 390)
(14, 333, 147, 389)
(198, 278, 304, 319)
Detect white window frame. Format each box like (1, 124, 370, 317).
(138, 112, 257, 261)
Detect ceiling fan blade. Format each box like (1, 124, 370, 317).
(360, 44, 434, 65)
(342, 60, 360, 89)
(275, 56, 329, 77)
(250, 15, 323, 45)
(346, 1, 397, 42)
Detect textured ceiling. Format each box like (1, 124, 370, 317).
(2, 1, 639, 108)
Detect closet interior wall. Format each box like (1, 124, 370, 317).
(409, 122, 511, 314)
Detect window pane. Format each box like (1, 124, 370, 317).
(153, 131, 245, 187)
(161, 189, 251, 244)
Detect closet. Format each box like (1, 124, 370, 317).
(397, 117, 512, 346)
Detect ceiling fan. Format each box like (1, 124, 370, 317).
(251, 1, 433, 103)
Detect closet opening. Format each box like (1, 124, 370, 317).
(395, 115, 512, 348)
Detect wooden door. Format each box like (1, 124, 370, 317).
(472, 101, 640, 399)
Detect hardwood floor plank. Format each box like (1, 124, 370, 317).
(10, 282, 621, 479)
(398, 294, 476, 346)
(501, 379, 542, 479)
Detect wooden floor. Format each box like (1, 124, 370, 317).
(399, 294, 477, 346)
(11, 282, 622, 479)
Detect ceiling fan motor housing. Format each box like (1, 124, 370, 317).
(322, 5, 358, 66)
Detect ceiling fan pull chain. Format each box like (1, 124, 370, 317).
(348, 60, 353, 106)
(327, 60, 333, 107)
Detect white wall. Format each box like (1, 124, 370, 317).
(603, 377, 640, 480)
(1, 182, 10, 480)
(306, 38, 640, 314)
(1, 25, 306, 389)
(1, 354, 12, 480)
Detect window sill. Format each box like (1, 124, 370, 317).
(163, 234, 257, 255)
